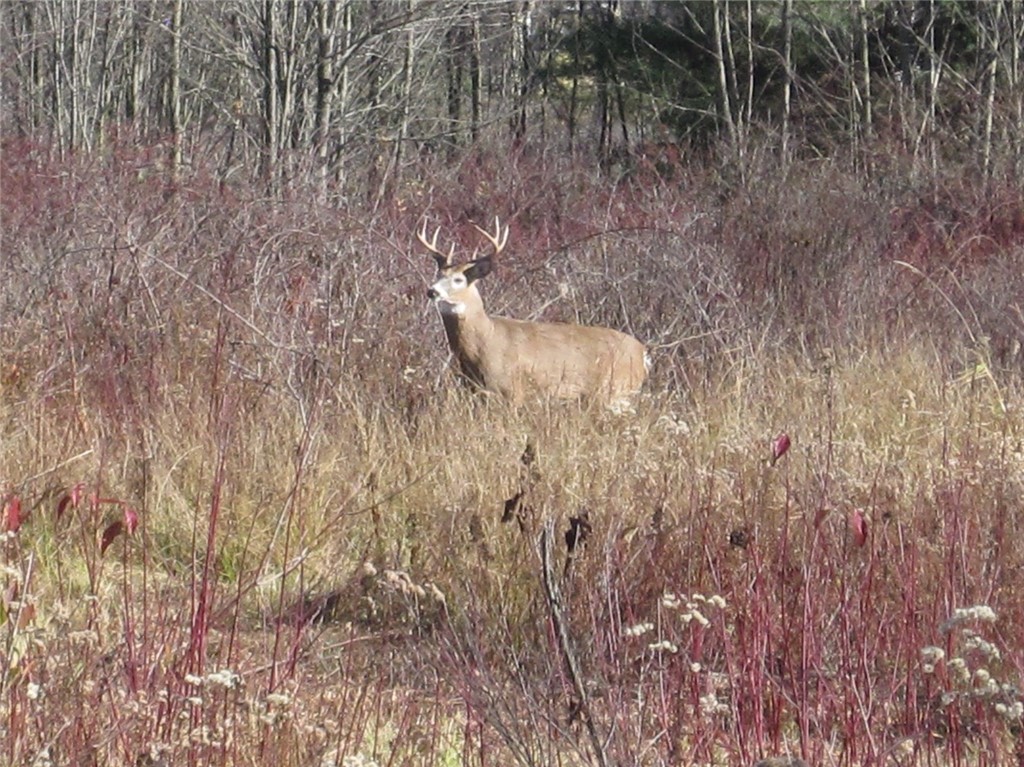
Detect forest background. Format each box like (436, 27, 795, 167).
(2, 2, 1024, 766)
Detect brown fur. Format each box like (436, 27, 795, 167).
(423, 221, 648, 407)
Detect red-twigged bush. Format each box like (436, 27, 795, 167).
(3, 132, 1023, 767)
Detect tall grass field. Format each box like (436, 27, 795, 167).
(2, 141, 1023, 766)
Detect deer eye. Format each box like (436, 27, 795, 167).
(451, 274, 467, 288)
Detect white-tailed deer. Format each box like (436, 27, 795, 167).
(420, 217, 649, 407)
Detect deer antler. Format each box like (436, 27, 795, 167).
(473, 216, 509, 257)
(418, 221, 455, 268)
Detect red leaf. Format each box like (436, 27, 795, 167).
(17, 602, 36, 629)
(770, 433, 791, 465)
(851, 509, 869, 547)
(57, 482, 87, 519)
(123, 506, 139, 535)
(56, 494, 72, 519)
(100, 521, 124, 554)
(3, 496, 22, 533)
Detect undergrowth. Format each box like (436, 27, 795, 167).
(2, 138, 1023, 766)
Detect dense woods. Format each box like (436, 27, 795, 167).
(3, 1, 1023, 189)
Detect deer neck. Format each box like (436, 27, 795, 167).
(437, 287, 494, 366)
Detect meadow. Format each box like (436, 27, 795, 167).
(2, 140, 1023, 766)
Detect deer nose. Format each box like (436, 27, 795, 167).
(427, 287, 440, 300)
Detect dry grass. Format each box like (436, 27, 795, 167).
(2, 140, 1024, 766)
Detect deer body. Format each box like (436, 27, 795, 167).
(421, 219, 648, 407)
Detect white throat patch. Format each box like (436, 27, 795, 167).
(437, 300, 467, 316)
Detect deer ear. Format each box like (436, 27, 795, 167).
(464, 257, 493, 283)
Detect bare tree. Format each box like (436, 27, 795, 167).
(444, 4, 468, 155)
(857, 0, 872, 160)
(781, 0, 792, 162)
(509, 1, 532, 145)
(712, 0, 736, 148)
(1011, 0, 1024, 175)
(170, 0, 184, 179)
(3, 0, 1023, 192)
(981, 0, 1004, 180)
(260, 0, 279, 185)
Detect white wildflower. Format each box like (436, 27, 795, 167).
(698, 693, 729, 717)
(698, 694, 717, 715)
(206, 669, 241, 690)
(920, 646, 945, 664)
(947, 657, 970, 684)
(661, 592, 681, 609)
(260, 711, 282, 726)
(624, 622, 654, 638)
(963, 633, 1001, 661)
(266, 693, 291, 707)
(648, 640, 678, 654)
(894, 738, 915, 758)
(691, 610, 710, 627)
(943, 604, 997, 632)
(965, 605, 997, 622)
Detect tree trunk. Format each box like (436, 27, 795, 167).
(469, 7, 481, 145)
(926, 0, 938, 179)
(337, 1, 352, 186)
(314, 0, 337, 196)
(1011, 0, 1024, 175)
(781, 0, 792, 162)
(859, 0, 872, 142)
(567, 1, 583, 155)
(744, 0, 754, 129)
(261, 0, 279, 188)
(510, 1, 531, 145)
(278, 0, 301, 183)
(712, 0, 736, 147)
(981, 0, 1003, 180)
(170, 0, 184, 180)
(378, 0, 416, 204)
(595, 1, 618, 162)
(445, 6, 467, 156)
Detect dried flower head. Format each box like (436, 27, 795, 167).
(624, 622, 654, 638)
(942, 605, 997, 632)
(648, 640, 678, 653)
